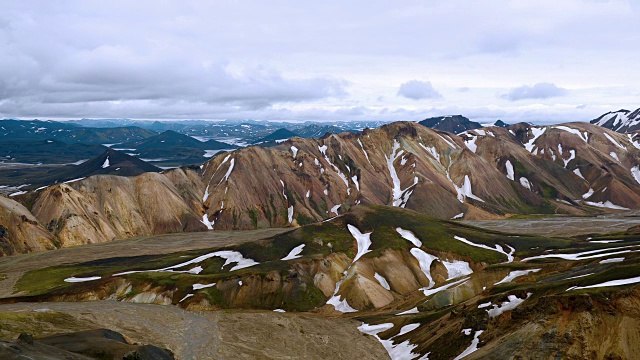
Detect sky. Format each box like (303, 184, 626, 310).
(0, 0, 639, 124)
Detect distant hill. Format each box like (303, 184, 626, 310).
(0, 119, 157, 144)
(418, 115, 482, 134)
(255, 128, 298, 143)
(292, 124, 358, 138)
(62, 148, 162, 177)
(0, 149, 161, 190)
(120, 130, 232, 150)
(0, 140, 106, 164)
(591, 108, 640, 133)
(493, 120, 510, 128)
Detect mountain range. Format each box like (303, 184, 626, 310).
(3, 117, 640, 255)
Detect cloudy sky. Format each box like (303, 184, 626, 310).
(1, 0, 638, 124)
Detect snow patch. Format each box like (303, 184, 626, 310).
(411, 248, 438, 288)
(505, 160, 514, 181)
(396, 227, 422, 247)
(287, 206, 294, 224)
(101, 157, 110, 168)
(64, 276, 101, 283)
(495, 269, 541, 285)
(347, 224, 372, 263)
(486, 293, 532, 318)
(281, 244, 305, 260)
(519, 177, 531, 190)
(600, 257, 624, 264)
(604, 133, 626, 150)
(454, 330, 484, 360)
(374, 272, 391, 290)
(201, 214, 214, 230)
(442, 260, 473, 280)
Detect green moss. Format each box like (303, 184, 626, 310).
(295, 213, 314, 226)
(248, 208, 259, 229)
(282, 282, 327, 311)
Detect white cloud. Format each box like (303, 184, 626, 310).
(397, 80, 442, 100)
(501, 83, 568, 101)
(0, 1, 638, 123)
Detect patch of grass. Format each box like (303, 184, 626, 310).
(0, 311, 89, 339)
(0, 273, 6, 281)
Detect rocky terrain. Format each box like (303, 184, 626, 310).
(2, 205, 640, 359)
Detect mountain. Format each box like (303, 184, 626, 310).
(0, 140, 106, 164)
(591, 108, 640, 133)
(293, 124, 358, 138)
(418, 115, 482, 134)
(493, 119, 510, 128)
(255, 128, 298, 143)
(0, 149, 162, 193)
(120, 130, 231, 150)
(6, 120, 640, 254)
(0, 195, 56, 256)
(0, 120, 157, 144)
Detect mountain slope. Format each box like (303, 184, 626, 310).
(0, 196, 57, 256)
(418, 115, 482, 134)
(591, 108, 640, 133)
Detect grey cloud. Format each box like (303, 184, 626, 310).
(397, 80, 442, 100)
(501, 83, 567, 101)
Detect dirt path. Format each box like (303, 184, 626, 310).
(0, 301, 389, 360)
(462, 212, 640, 237)
(0, 228, 290, 298)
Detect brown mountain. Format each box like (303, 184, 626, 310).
(4, 120, 640, 255)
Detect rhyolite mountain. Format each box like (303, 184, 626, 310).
(418, 115, 482, 133)
(5, 120, 640, 255)
(591, 108, 640, 133)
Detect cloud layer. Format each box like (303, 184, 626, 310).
(397, 81, 442, 100)
(0, 1, 638, 123)
(502, 83, 568, 101)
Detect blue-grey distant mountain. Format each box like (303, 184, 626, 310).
(120, 130, 234, 150)
(493, 120, 510, 128)
(0, 119, 156, 144)
(418, 115, 482, 134)
(293, 124, 358, 138)
(255, 128, 298, 143)
(0, 139, 107, 164)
